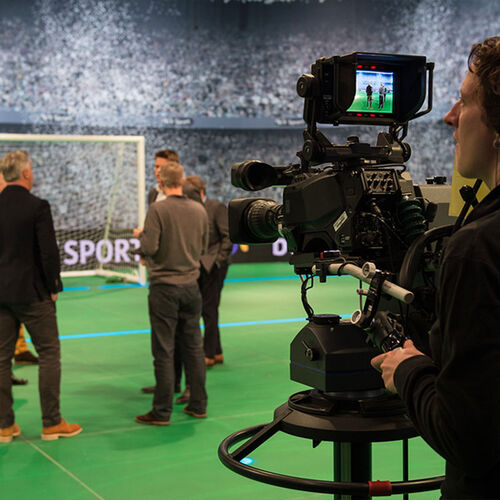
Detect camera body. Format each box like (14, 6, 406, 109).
(230, 159, 427, 273)
(229, 51, 437, 393)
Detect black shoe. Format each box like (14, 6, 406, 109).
(11, 373, 28, 385)
(135, 410, 170, 426)
(14, 351, 39, 365)
(141, 386, 155, 394)
(175, 387, 190, 405)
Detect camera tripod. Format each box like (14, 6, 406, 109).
(219, 259, 447, 499)
(218, 389, 443, 499)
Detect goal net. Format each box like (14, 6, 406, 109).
(0, 133, 146, 285)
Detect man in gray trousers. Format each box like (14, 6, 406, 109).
(134, 161, 209, 425)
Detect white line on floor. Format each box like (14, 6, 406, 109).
(21, 436, 105, 500)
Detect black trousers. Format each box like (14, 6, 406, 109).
(148, 283, 207, 419)
(199, 264, 228, 358)
(0, 299, 61, 428)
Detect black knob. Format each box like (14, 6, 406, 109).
(302, 139, 323, 162)
(297, 74, 316, 98)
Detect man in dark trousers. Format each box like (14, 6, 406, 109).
(141, 148, 183, 395)
(0, 151, 81, 442)
(371, 37, 500, 498)
(134, 161, 209, 425)
(0, 170, 30, 387)
(366, 83, 373, 109)
(184, 176, 232, 367)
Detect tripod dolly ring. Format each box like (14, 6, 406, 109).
(218, 423, 444, 496)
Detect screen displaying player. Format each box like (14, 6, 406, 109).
(347, 70, 394, 114)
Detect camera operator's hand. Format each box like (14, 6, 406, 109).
(371, 340, 425, 393)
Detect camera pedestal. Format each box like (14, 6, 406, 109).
(218, 390, 443, 499)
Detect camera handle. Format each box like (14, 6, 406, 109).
(351, 268, 390, 329)
(311, 261, 414, 305)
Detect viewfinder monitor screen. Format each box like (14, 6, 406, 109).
(347, 70, 394, 115)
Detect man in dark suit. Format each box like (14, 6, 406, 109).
(0, 171, 30, 387)
(0, 151, 81, 443)
(147, 149, 180, 206)
(184, 176, 232, 367)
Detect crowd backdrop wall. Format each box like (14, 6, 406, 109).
(0, 0, 498, 264)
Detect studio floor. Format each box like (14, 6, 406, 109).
(2, 262, 444, 500)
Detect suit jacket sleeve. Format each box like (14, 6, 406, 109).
(213, 202, 232, 266)
(35, 199, 63, 294)
(147, 188, 158, 207)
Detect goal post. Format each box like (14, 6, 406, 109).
(0, 133, 147, 285)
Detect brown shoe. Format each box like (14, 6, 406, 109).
(14, 350, 39, 365)
(183, 406, 207, 418)
(42, 418, 82, 441)
(175, 387, 190, 405)
(205, 357, 215, 367)
(214, 354, 224, 364)
(11, 373, 28, 385)
(135, 411, 170, 426)
(0, 423, 21, 443)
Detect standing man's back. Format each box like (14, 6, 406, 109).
(0, 151, 81, 443)
(0, 182, 60, 303)
(135, 161, 209, 426)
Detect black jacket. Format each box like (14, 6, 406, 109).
(200, 198, 232, 273)
(0, 185, 62, 303)
(395, 185, 500, 499)
(147, 187, 160, 206)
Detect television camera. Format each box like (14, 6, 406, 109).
(219, 52, 446, 497)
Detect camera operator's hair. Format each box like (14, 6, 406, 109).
(159, 161, 184, 188)
(185, 175, 206, 194)
(0, 150, 30, 182)
(155, 149, 179, 163)
(468, 36, 500, 134)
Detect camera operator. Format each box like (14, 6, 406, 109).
(371, 36, 500, 498)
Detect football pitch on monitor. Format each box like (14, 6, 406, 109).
(348, 92, 393, 113)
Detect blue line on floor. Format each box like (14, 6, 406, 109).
(26, 314, 351, 342)
(26, 315, 351, 341)
(98, 284, 146, 289)
(62, 274, 346, 291)
(58, 329, 151, 340)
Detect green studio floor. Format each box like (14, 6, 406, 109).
(2, 263, 444, 500)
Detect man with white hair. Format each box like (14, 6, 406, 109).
(0, 170, 34, 387)
(0, 151, 81, 442)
